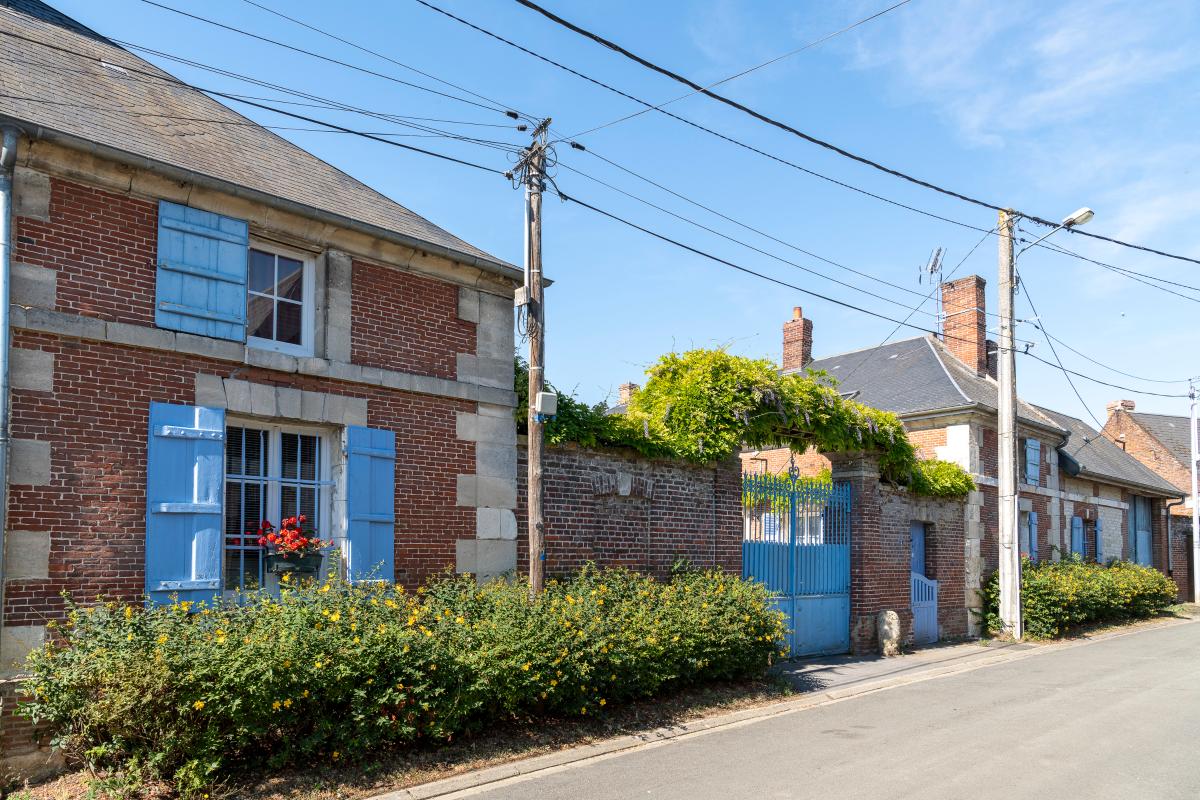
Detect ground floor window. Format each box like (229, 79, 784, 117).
(223, 423, 331, 592)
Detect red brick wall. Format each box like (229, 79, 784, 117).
(740, 445, 829, 477)
(350, 258, 476, 380)
(781, 307, 813, 372)
(1103, 410, 1192, 499)
(14, 178, 158, 324)
(515, 444, 742, 579)
(906, 427, 948, 461)
(941, 276, 987, 374)
(3, 332, 475, 625)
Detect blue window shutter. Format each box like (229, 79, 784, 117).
(1095, 517, 1103, 561)
(1025, 439, 1041, 485)
(146, 402, 225, 606)
(1028, 511, 1039, 561)
(156, 200, 249, 341)
(346, 426, 396, 582)
(1071, 516, 1083, 555)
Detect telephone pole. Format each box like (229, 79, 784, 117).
(1190, 381, 1199, 603)
(997, 208, 1022, 639)
(521, 119, 551, 595)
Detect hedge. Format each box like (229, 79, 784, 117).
(982, 556, 1177, 639)
(22, 567, 785, 795)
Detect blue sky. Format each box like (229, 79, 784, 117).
(56, 0, 1200, 422)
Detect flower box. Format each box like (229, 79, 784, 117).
(265, 551, 325, 575)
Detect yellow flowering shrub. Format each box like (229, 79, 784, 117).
(21, 566, 783, 795)
(982, 556, 1177, 639)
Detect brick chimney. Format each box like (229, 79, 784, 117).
(1106, 399, 1136, 415)
(940, 276, 988, 375)
(782, 307, 813, 372)
(618, 382, 639, 405)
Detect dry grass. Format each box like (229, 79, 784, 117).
(10, 678, 793, 800)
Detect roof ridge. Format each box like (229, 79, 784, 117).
(924, 336, 972, 405)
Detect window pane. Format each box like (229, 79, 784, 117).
(281, 484, 298, 518)
(300, 436, 317, 481)
(277, 301, 302, 345)
(249, 295, 274, 341)
(277, 256, 303, 301)
(245, 428, 266, 477)
(281, 433, 299, 480)
(249, 249, 276, 294)
(226, 426, 244, 474)
(299, 487, 317, 533)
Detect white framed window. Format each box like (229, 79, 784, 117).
(247, 242, 315, 357)
(223, 421, 333, 592)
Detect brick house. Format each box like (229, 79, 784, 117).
(743, 276, 1185, 631)
(1103, 401, 1196, 584)
(0, 0, 523, 680)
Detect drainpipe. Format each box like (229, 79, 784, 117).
(0, 126, 19, 647)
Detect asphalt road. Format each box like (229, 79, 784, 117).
(454, 622, 1200, 799)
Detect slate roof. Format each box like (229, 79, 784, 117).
(1127, 411, 1196, 467)
(805, 335, 1062, 431)
(1034, 406, 1181, 497)
(0, 0, 517, 277)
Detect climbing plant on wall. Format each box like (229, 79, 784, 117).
(516, 350, 975, 498)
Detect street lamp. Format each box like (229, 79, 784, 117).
(995, 205, 1094, 641)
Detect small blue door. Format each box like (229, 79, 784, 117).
(910, 522, 938, 645)
(910, 521, 926, 576)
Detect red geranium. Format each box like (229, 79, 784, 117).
(250, 515, 328, 558)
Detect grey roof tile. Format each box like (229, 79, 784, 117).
(1035, 406, 1181, 496)
(0, 0, 515, 275)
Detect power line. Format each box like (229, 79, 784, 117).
(413, 0, 998, 237)
(555, 160, 943, 320)
(837, 227, 994, 388)
(512, 0, 1200, 268)
(1033, 237, 1200, 302)
(137, 0, 527, 119)
(566, 0, 911, 140)
(552, 186, 1186, 399)
(0, 29, 511, 175)
(1019, 351, 1187, 399)
(1040, 329, 1192, 385)
(1016, 270, 1105, 432)
(238, 0, 534, 122)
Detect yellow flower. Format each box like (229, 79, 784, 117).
(124, 606, 133, 620)
(455, 616, 465, 624)
(283, 698, 293, 709)
(314, 660, 324, 669)
(550, 679, 558, 687)
(157, 634, 169, 644)
(332, 751, 340, 760)
(330, 612, 341, 623)
(522, 663, 531, 671)
(580, 707, 587, 715)
(302, 689, 310, 698)
(272, 700, 282, 711)
(353, 636, 360, 644)
(193, 700, 205, 711)
(599, 698, 606, 706)
(283, 660, 291, 668)
(429, 663, 437, 671)
(596, 598, 604, 606)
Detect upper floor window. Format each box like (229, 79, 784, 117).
(247, 245, 314, 357)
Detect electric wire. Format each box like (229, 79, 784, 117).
(137, 0, 528, 119)
(565, 0, 911, 140)
(0, 29, 511, 174)
(835, 227, 994, 388)
(238, 0, 536, 123)
(513, 0, 1200, 268)
(413, 0, 999, 237)
(552, 187, 1188, 398)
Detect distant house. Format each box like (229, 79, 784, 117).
(0, 0, 522, 687)
(742, 276, 1187, 629)
(1103, 402, 1196, 555)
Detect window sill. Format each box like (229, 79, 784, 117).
(248, 337, 313, 359)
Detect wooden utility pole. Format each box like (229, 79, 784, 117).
(523, 119, 550, 595)
(996, 208, 1022, 639)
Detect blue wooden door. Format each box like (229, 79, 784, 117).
(910, 522, 938, 645)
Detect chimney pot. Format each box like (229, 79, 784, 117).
(782, 308, 814, 372)
(1106, 399, 1136, 415)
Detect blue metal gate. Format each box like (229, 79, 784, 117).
(742, 474, 851, 656)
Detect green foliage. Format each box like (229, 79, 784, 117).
(515, 349, 973, 498)
(514, 357, 674, 458)
(628, 349, 973, 497)
(23, 568, 784, 794)
(981, 556, 1178, 639)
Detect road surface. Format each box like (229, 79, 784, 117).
(454, 621, 1200, 799)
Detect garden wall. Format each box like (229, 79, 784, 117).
(515, 440, 742, 579)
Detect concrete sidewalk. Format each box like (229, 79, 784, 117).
(377, 616, 1194, 800)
